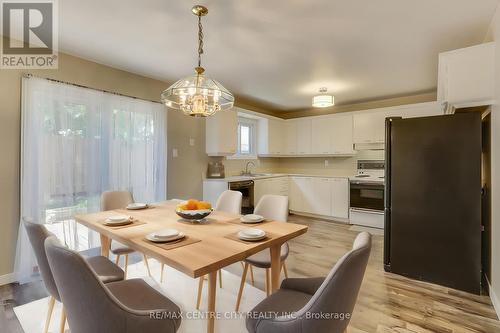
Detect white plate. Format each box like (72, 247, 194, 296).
(126, 203, 148, 210)
(240, 214, 265, 223)
(238, 233, 267, 241)
(151, 228, 179, 240)
(146, 232, 185, 243)
(103, 219, 133, 227)
(106, 215, 130, 223)
(238, 228, 266, 239)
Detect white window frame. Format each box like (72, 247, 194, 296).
(228, 116, 258, 159)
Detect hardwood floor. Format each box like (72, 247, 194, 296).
(286, 215, 500, 333)
(1, 214, 499, 332)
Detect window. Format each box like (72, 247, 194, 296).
(16, 76, 167, 282)
(234, 117, 257, 158)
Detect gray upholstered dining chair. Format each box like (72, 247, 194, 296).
(235, 194, 289, 311)
(45, 236, 182, 333)
(246, 232, 372, 333)
(24, 219, 124, 333)
(101, 191, 152, 279)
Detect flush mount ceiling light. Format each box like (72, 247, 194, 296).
(161, 5, 234, 117)
(312, 87, 335, 108)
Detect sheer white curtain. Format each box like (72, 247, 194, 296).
(15, 76, 166, 282)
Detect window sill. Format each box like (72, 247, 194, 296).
(226, 155, 259, 160)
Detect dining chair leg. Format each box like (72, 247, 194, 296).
(265, 268, 270, 296)
(218, 270, 223, 288)
(235, 263, 249, 311)
(43, 296, 55, 333)
(124, 254, 129, 279)
(282, 261, 289, 279)
(160, 264, 165, 283)
(59, 306, 66, 333)
(115, 254, 121, 265)
(196, 277, 204, 310)
(249, 264, 255, 285)
(143, 254, 152, 277)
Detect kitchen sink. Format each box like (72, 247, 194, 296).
(239, 172, 274, 177)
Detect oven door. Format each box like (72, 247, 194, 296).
(350, 182, 384, 212)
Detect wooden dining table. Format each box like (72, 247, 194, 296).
(75, 200, 308, 333)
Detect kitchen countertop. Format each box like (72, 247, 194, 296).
(203, 173, 353, 182)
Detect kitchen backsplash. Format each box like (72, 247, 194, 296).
(209, 150, 384, 177)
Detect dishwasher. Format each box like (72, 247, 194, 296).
(229, 180, 254, 214)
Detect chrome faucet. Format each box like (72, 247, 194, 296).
(243, 161, 256, 175)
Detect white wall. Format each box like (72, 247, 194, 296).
(488, 2, 500, 312)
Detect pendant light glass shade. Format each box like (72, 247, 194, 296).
(161, 71, 234, 117)
(312, 87, 335, 108)
(161, 5, 234, 117)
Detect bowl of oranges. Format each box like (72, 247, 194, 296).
(175, 199, 213, 222)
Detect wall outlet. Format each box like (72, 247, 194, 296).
(172, 148, 178, 158)
(324, 160, 329, 167)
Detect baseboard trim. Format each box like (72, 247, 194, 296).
(0, 272, 16, 286)
(487, 277, 500, 320)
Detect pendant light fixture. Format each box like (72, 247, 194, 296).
(161, 5, 234, 117)
(312, 87, 335, 108)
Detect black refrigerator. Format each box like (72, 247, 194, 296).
(384, 112, 482, 294)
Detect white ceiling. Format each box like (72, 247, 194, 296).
(58, 0, 499, 111)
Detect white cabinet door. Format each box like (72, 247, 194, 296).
(331, 178, 349, 219)
(353, 112, 386, 144)
(353, 113, 376, 144)
(311, 117, 333, 154)
(295, 177, 313, 213)
(289, 177, 302, 211)
(331, 115, 354, 154)
(401, 102, 442, 118)
(268, 119, 284, 155)
(310, 178, 332, 216)
(253, 179, 267, 205)
(203, 181, 229, 206)
(206, 109, 237, 156)
(296, 119, 312, 154)
(284, 120, 298, 155)
(438, 43, 495, 108)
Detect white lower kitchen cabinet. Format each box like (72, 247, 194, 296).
(330, 178, 349, 219)
(310, 178, 332, 216)
(289, 176, 349, 220)
(202, 180, 229, 206)
(254, 177, 289, 205)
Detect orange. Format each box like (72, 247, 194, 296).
(196, 201, 212, 210)
(186, 199, 199, 210)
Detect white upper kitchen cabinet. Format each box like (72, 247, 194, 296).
(284, 120, 298, 155)
(311, 117, 333, 154)
(296, 118, 312, 155)
(330, 178, 349, 219)
(205, 109, 237, 156)
(353, 102, 443, 146)
(258, 117, 285, 156)
(268, 119, 285, 155)
(438, 42, 495, 109)
(330, 114, 354, 154)
(353, 112, 385, 144)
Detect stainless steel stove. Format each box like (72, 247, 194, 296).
(349, 160, 385, 229)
